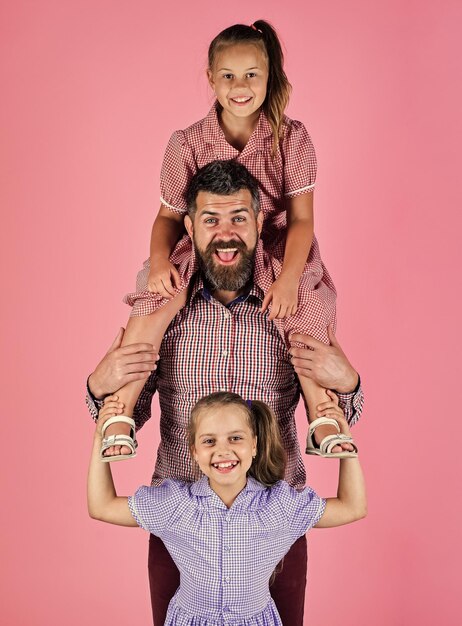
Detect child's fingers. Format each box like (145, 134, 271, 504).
(171, 267, 181, 290)
(261, 289, 273, 314)
(103, 394, 119, 405)
(325, 389, 340, 405)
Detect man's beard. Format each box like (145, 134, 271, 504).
(195, 237, 256, 292)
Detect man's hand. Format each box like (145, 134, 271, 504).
(88, 328, 159, 400)
(289, 325, 359, 393)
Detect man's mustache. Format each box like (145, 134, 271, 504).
(206, 240, 247, 254)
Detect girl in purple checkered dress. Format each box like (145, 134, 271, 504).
(102, 20, 353, 463)
(88, 391, 366, 626)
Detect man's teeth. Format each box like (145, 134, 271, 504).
(213, 461, 238, 468)
(216, 248, 237, 253)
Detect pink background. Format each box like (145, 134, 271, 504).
(1, 1, 461, 624)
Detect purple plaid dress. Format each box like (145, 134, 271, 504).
(128, 476, 326, 625)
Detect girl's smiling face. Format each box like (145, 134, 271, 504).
(208, 43, 269, 124)
(191, 404, 257, 500)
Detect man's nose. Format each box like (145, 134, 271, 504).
(217, 222, 236, 239)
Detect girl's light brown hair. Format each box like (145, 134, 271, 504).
(208, 20, 292, 156)
(189, 391, 286, 487)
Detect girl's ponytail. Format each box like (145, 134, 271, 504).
(251, 20, 292, 155)
(208, 20, 292, 156)
(247, 400, 286, 486)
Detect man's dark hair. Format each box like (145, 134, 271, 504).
(186, 160, 260, 217)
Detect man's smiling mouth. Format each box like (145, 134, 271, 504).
(215, 248, 239, 263)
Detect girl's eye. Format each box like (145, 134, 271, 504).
(230, 436, 242, 442)
(202, 439, 214, 445)
(223, 74, 233, 80)
(246, 73, 257, 78)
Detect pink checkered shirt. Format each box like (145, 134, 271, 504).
(126, 103, 337, 346)
(87, 275, 364, 489)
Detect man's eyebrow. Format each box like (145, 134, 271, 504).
(199, 208, 251, 216)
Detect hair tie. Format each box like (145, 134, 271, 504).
(246, 399, 252, 409)
(250, 23, 263, 34)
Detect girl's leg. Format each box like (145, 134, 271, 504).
(298, 375, 354, 454)
(103, 291, 187, 458)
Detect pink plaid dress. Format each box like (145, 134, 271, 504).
(125, 102, 337, 345)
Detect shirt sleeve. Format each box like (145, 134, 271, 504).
(277, 481, 326, 541)
(337, 378, 364, 427)
(282, 120, 317, 198)
(160, 130, 197, 215)
(128, 480, 185, 536)
(85, 371, 157, 431)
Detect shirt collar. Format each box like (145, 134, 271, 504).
(190, 475, 266, 498)
(203, 101, 273, 153)
(189, 272, 264, 306)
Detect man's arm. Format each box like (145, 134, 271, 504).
(86, 328, 158, 429)
(289, 326, 364, 425)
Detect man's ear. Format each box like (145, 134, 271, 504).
(256, 211, 263, 236)
(184, 214, 193, 239)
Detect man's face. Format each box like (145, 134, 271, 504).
(185, 189, 263, 292)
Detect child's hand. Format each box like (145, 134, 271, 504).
(148, 259, 181, 299)
(95, 395, 125, 438)
(316, 390, 352, 438)
(261, 277, 298, 320)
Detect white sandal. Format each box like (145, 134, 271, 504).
(306, 417, 358, 458)
(100, 416, 138, 462)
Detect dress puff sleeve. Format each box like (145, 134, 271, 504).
(282, 120, 317, 198)
(159, 130, 197, 215)
(275, 481, 326, 542)
(128, 479, 186, 536)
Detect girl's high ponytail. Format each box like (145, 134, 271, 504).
(251, 20, 292, 155)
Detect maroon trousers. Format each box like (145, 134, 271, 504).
(148, 533, 307, 626)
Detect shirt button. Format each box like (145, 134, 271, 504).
(224, 576, 231, 583)
(224, 545, 231, 551)
(222, 350, 228, 357)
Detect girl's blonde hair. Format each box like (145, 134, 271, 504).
(208, 20, 292, 156)
(189, 392, 286, 486)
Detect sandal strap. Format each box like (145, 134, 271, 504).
(324, 434, 358, 455)
(308, 417, 341, 437)
(101, 415, 136, 437)
(101, 434, 137, 454)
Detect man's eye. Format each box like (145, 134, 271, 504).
(205, 218, 217, 224)
(202, 439, 214, 445)
(233, 217, 245, 222)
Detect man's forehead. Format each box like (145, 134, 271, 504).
(196, 189, 253, 214)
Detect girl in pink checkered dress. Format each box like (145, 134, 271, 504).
(101, 20, 356, 463)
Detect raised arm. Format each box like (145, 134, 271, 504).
(87, 396, 138, 527)
(314, 401, 367, 528)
